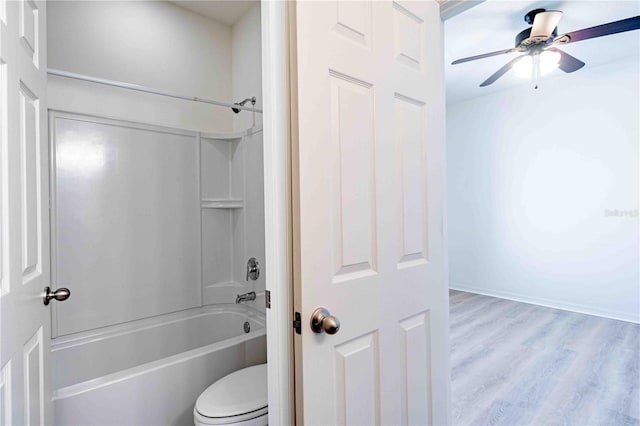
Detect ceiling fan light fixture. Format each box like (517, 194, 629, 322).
(540, 50, 561, 75)
(512, 50, 560, 80)
(513, 55, 533, 79)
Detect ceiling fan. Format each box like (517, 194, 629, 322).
(452, 10, 640, 88)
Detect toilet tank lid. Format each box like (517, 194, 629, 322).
(196, 364, 268, 418)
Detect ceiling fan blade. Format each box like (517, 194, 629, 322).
(452, 48, 519, 65)
(480, 55, 527, 87)
(531, 10, 563, 38)
(547, 47, 585, 73)
(555, 16, 640, 44)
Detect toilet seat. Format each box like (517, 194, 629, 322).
(194, 364, 268, 426)
(194, 406, 267, 425)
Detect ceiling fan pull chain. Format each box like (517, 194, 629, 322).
(533, 52, 540, 90)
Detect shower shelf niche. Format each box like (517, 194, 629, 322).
(201, 199, 244, 209)
(200, 132, 249, 305)
(200, 125, 262, 142)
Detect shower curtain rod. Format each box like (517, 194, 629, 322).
(47, 69, 263, 114)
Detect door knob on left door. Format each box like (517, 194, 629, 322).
(310, 307, 340, 335)
(43, 286, 71, 306)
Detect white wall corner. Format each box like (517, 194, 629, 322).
(439, 0, 485, 21)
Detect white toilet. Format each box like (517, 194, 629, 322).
(194, 364, 268, 426)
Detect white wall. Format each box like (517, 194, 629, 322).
(47, 0, 233, 132)
(447, 57, 640, 322)
(232, 3, 263, 132)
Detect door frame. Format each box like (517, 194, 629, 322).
(261, 1, 295, 425)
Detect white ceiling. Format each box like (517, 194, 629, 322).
(445, 1, 640, 104)
(171, 0, 257, 26)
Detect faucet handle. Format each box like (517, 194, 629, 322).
(246, 258, 260, 281)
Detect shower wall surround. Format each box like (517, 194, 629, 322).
(47, 0, 265, 337)
(52, 113, 203, 336)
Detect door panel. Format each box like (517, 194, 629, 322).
(18, 0, 39, 67)
(291, 1, 449, 424)
(0, 1, 8, 298)
(23, 327, 43, 425)
(19, 82, 41, 281)
(335, 331, 380, 425)
(395, 94, 428, 265)
(0, 0, 50, 424)
(399, 311, 431, 425)
(329, 72, 377, 281)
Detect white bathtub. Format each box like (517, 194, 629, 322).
(52, 305, 266, 426)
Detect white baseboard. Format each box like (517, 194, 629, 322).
(449, 282, 640, 324)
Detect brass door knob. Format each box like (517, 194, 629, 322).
(43, 286, 71, 306)
(310, 307, 340, 335)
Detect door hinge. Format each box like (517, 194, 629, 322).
(293, 311, 302, 335)
(265, 290, 271, 309)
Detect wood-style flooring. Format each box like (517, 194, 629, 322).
(450, 289, 640, 426)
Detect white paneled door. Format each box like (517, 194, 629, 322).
(291, 1, 449, 424)
(0, 0, 51, 425)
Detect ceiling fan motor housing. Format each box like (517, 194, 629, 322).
(524, 8, 546, 25)
(516, 26, 558, 47)
(517, 8, 559, 47)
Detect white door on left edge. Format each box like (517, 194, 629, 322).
(0, 0, 52, 424)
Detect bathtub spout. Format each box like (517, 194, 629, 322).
(236, 291, 256, 304)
